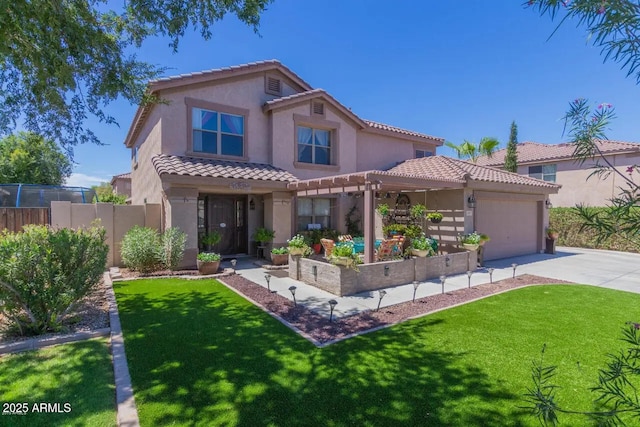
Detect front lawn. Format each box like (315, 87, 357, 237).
(115, 278, 640, 426)
(0, 338, 116, 426)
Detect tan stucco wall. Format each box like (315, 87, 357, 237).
(356, 132, 438, 171)
(163, 187, 199, 267)
(517, 153, 640, 207)
(131, 106, 163, 204)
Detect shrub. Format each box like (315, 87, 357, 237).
(197, 252, 221, 262)
(0, 225, 108, 335)
(120, 226, 162, 273)
(161, 227, 186, 271)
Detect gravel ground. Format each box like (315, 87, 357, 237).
(221, 274, 575, 344)
(0, 279, 110, 345)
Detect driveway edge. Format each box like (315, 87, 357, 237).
(104, 272, 141, 427)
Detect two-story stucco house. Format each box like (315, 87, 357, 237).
(476, 140, 640, 207)
(124, 60, 559, 266)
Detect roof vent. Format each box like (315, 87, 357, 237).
(266, 76, 282, 95)
(312, 101, 324, 116)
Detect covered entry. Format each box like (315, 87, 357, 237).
(198, 194, 247, 255)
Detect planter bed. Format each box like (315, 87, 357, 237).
(289, 250, 477, 296)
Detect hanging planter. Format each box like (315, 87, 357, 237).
(427, 212, 443, 224)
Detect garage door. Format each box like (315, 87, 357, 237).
(475, 198, 539, 260)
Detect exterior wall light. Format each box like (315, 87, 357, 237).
(467, 194, 477, 209)
(545, 199, 553, 209)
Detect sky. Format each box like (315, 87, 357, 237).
(65, 0, 640, 187)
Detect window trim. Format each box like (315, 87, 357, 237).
(293, 113, 340, 171)
(185, 98, 249, 160)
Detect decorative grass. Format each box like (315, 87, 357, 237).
(115, 279, 640, 426)
(0, 338, 116, 426)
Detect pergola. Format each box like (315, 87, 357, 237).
(287, 170, 466, 263)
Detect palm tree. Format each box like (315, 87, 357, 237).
(445, 137, 500, 163)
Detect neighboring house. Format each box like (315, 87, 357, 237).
(110, 172, 132, 199)
(476, 140, 640, 207)
(123, 60, 558, 266)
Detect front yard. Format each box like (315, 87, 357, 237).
(115, 278, 640, 426)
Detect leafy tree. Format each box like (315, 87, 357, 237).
(91, 182, 127, 204)
(445, 137, 500, 162)
(0, 132, 72, 185)
(0, 0, 273, 154)
(504, 121, 519, 173)
(526, 0, 640, 84)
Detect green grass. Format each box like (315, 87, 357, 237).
(115, 278, 640, 426)
(0, 338, 116, 427)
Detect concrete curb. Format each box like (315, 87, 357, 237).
(0, 328, 111, 355)
(104, 272, 140, 427)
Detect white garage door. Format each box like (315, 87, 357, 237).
(475, 198, 539, 260)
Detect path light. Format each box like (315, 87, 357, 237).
(264, 273, 272, 292)
(467, 270, 473, 288)
(376, 290, 387, 311)
(328, 299, 338, 322)
(231, 259, 237, 270)
(440, 275, 446, 294)
(289, 286, 297, 307)
(488, 268, 494, 283)
(312, 265, 317, 277)
(384, 265, 390, 277)
(512, 263, 518, 278)
(412, 281, 420, 303)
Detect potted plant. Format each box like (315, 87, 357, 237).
(460, 231, 482, 251)
(426, 212, 443, 224)
(410, 234, 435, 257)
(253, 227, 275, 246)
(287, 234, 308, 256)
(309, 229, 323, 254)
(383, 223, 407, 238)
(479, 233, 491, 246)
(376, 203, 390, 217)
(410, 203, 428, 219)
(546, 227, 559, 240)
(270, 247, 289, 265)
(197, 252, 221, 275)
(200, 231, 221, 251)
(330, 243, 360, 269)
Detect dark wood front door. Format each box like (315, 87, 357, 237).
(200, 195, 247, 255)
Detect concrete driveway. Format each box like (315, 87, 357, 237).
(485, 246, 640, 294)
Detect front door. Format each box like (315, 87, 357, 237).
(200, 195, 247, 255)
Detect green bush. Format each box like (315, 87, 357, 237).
(0, 225, 108, 335)
(120, 226, 162, 273)
(161, 227, 186, 271)
(549, 207, 639, 253)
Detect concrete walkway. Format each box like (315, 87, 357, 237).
(227, 247, 640, 320)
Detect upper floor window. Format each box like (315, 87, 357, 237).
(415, 149, 433, 158)
(528, 164, 556, 182)
(132, 146, 139, 164)
(192, 107, 244, 157)
(297, 126, 331, 165)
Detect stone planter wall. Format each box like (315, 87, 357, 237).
(290, 249, 477, 296)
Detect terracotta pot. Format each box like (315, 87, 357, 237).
(288, 247, 305, 256)
(271, 253, 289, 265)
(411, 248, 430, 258)
(197, 260, 220, 275)
(547, 232, 559, 240)
(313, 243, 322, 254)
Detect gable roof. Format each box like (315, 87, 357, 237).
(152, 154, 298, 182)
(476, 140, 640, 167)
(387, 156, 559, 188)
(110, 172, 131, 185)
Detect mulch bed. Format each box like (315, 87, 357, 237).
(221, 274, 575, 345)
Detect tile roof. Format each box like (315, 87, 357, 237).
(387, 156, 559, 188)
(364, 120, 445, 142)
(476, 140, 640, 166)
(152, 155, 298, 182)
(111, 172, 131, 180)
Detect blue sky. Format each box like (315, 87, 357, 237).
(66, 0, 640, 187)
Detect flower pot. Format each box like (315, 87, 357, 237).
(429, 217, 442, 224)
(270, 253, 289, 265)
(332, 256, 354, 267)
(197, 260, 220, 275)
(288, 247, 305, 256)
(312, 243, 322, 254)
(547, 232, 559, 240)
(411, 248, 430, 258)
(462, 243, 479, 252)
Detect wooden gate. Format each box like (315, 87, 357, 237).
(0, 208, 50, 232)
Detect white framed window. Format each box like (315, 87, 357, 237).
(415, 149, 433, 158)
(192, 107, 244, 157)
(297, 126, 331, 165)
(297, 198, 331, 231)
(528, 164, 557, 182)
